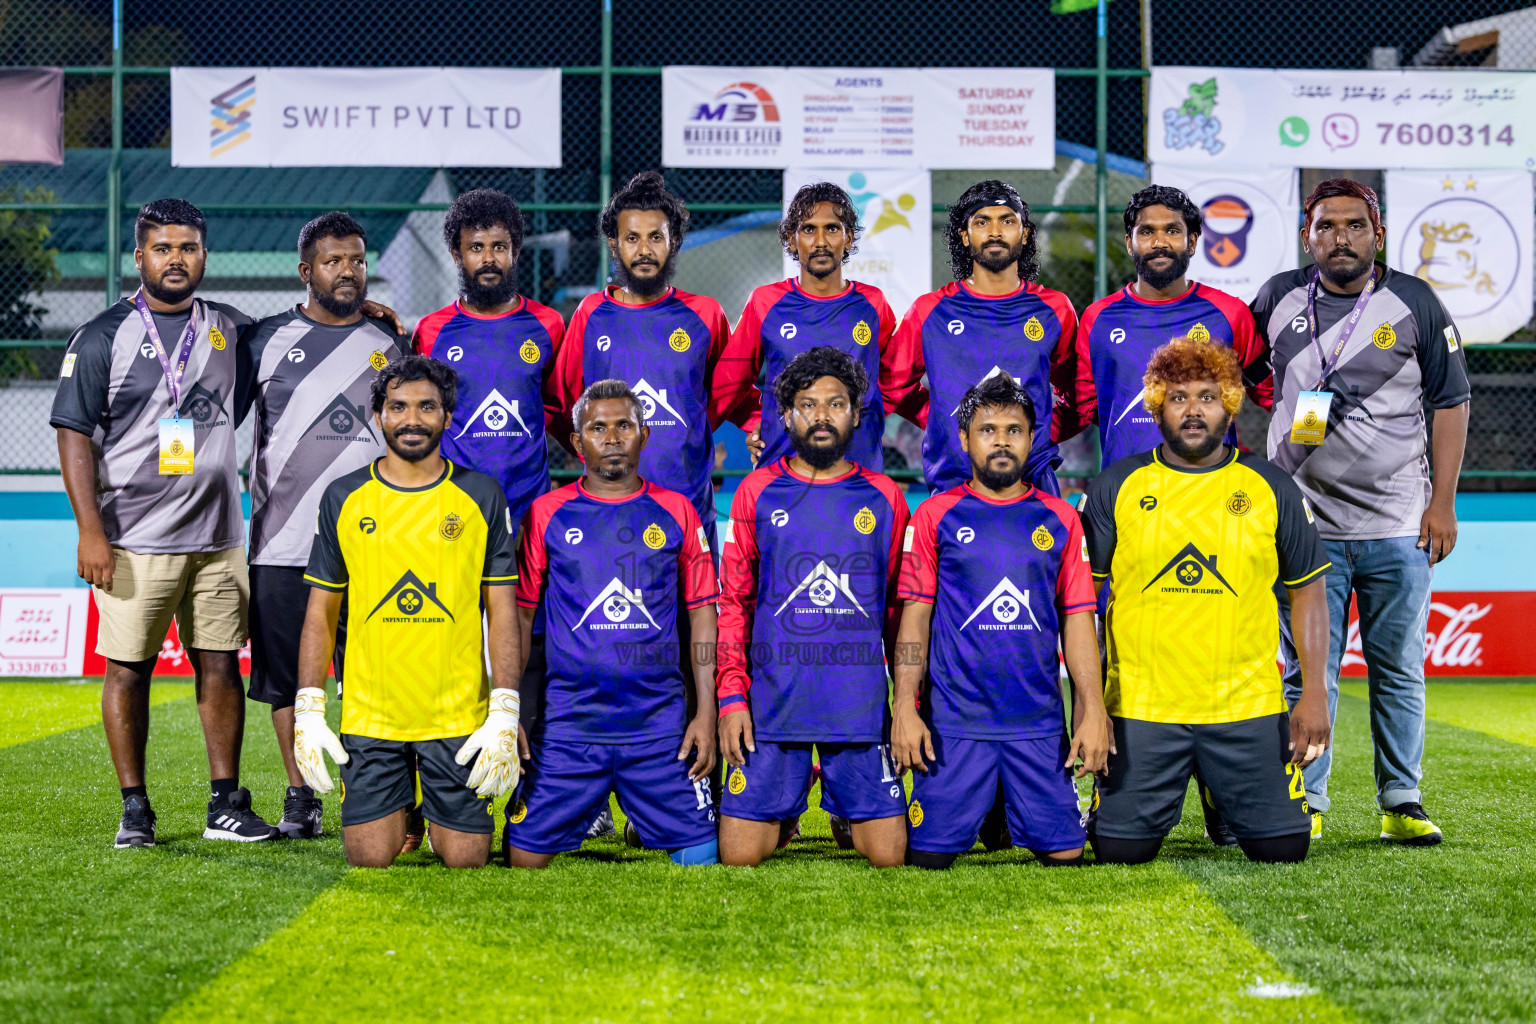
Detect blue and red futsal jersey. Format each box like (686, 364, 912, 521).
(717, 458, 909, 743)
(552, 286, 730, 531)
(1074, 281, 1271, 466)
(412, 297, 565, 525)
(894, 280, 1085, 495)
(516, 479, 719, 743)
(898, 483, 1096, 739)
(713, 279, 922, 471)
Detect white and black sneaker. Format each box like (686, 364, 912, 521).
(277, 785, 323, 839)
(586, 806, 615, 840)
(115, 794, 157, 848)
(204, 787, 279, 842)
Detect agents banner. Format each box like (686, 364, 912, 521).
(1151, 67, 1536, 171)
(664, 67, 1053, 169)
(782, 168, 932, 317)
(171, 67, 562, 167)
(1385, 169, 1533, 344)
(0, 589, 90, 676)
(1151, 164, 1300, 303)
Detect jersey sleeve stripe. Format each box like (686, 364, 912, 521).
(303, 573, 346, 591)
(1282, 561, 1332, 587)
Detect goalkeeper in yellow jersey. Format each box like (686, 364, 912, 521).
(292, 354, 522, 868)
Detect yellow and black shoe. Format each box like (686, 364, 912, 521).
(1381, 802, 1442, 846)
(1309, 811, 1323, 840)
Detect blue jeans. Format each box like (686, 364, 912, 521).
(1278, 536, 1433, 813)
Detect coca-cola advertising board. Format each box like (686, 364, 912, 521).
(1341, 591, 1535, 677)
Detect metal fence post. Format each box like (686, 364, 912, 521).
(1094, 0, 1109, 300)
(105, 0, 124, 308)
(595, 0, 613, 290)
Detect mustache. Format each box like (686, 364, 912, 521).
(808, 248, 834, 259)
(393, 427, 431, 437)
(1329, 247, 1357, 259)
(1180, 417, 1208, 430)
(1146, 248, 1178, 260)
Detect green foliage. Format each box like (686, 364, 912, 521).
(0, 185, 61, 344)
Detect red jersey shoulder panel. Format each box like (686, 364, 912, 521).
(411, 303, 458, 356)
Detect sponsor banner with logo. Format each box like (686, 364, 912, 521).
(0, 589, 90, 676)
(80, 597, 253, 677)
(782, 167, 931, 315)
(1341, 591, 1536, 677)
(1151, 164, 1299, 303)
(663, 66, 1053, 169)
(171, 67, 561, 167)
(1151, 67, 1536, 171)
(1385, 169, 1533, 344)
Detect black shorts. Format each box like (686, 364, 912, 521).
(248, 564, 348, 706)
(1091, 714, 1311, 841)
(338, 734, 493, 834)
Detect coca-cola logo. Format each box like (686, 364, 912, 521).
(1342, 601, 1491, 670)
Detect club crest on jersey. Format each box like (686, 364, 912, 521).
(1373, 323, 1396, 349)
(1031, 525, 1054, 551)
(668, 327, 691, 352)
(727, 767, 747, 795)
(519, 338, 540, 364)
(853, 506, 877, 534)
(960, 578, 1042, 632)
(908, 800, 924, 826)
(367, 570, 454, 623)
(309, 394, 377, 443)
(370, 349, 389, 370)
(1023, 316, 1045, 342)
(1226, 491, 1252, 517)
(776, 561, 867, 618)
(852, 319, 872, 346)
(439, 513, 465, 541)
(1142, 542, 1238, 596)
(633, 378, 687, 427)
(574, 578, 661, 631)
(643, 523, 666, 549)
(455, 388, 531, 439)
(509, 799, 528, 824)
(1188, 322, 1210, 342)
(779, 323, 798, 339)
(209, 326, 226, 351)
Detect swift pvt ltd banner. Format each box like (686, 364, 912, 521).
(171, 67, 562, 167)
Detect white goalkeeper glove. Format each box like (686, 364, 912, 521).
(455, 688, 521, 799)
(293, 686, 348, 795)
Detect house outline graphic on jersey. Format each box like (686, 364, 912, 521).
(775, 560, 868, 617)
(366, 570, 455, 622)
(950, 366, 1022, 416)
(959, 577, 1042, 630)
(454, 387, 531, 439)
(632, 378, 688, 427)
(574, 577, 662, 630)
(1142, 542, 1239, 595)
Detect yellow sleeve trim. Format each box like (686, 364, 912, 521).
(1283, 562, 1332, 587)
(303, 574, 346, 591)
(1091, 571, 1111, 580)
(482, 575, 517, 582)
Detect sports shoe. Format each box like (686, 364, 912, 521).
(623, 820, 644, 848)
(777, 816, 802, 848)
(978, 795, 1013, 851)
(400, 807, 425, 853)
(204, 787, 278, 842)
(829, 814, 855, 850)
(1381, 802, 1442, 846)
(1310, 811, 1323, 840)
(115, 794, 156, 848)
(1200, 786, 1238, 846)
(586, 806, 615, 839)
(277, 785, 323, 839)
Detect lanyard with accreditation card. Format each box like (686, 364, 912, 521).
(133, 289, 202, 475)
(1290, 267, 1377, 446)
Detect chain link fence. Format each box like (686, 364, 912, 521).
(0, 0, 1532, 486)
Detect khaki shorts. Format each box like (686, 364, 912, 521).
(94, 547, 249, 662)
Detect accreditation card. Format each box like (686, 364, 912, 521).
(1289, 390, 1333, 446)
(158, 416, 195, 475)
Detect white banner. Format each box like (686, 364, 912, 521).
(0, 589, 89, 676)
(664, 67, 1053, 169)
(1151, 67, 1536, 170)
(781, 168, 931, 317)
(1151, 164, 1299, 303)
(172, 67, 562, 167)
(1386, 169, 1534, 344)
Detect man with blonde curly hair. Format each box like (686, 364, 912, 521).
(1079, 336, 1333, 864)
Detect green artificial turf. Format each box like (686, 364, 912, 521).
(1, 680, 1533, 1023)
(0, 679, 192, 749)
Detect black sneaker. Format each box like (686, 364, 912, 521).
(829, 814, 855, 850)
(204, 787, 278, 842)
(1201, 787, 1239, 847)
(978, 791, 1013, 851)
(115, 794, 157, 848)
(586, 806, 615, 839)
(623, 820, 644, 848)
(277, 785, 323, 839)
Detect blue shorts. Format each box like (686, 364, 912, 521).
(720, 741, 906, 822)
(504, 735, 717, 854)
(908, 733, 1086, 854)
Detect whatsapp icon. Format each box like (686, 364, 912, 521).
(1279, 116, 1310, 147)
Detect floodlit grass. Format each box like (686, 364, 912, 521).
(1, 679, 1533, 1023)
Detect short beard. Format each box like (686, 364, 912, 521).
(386, 428, 439, 463)
(971, 239, 1023, 275)
(1316, 250, 1372, 288)
(790, 421, 852, 470)
(314, 279, 366, 318)
(1134, 244, 1193, 290)
(141, 267, 203, 306)
(611, 252, 675, 298)
(975, 453, 1024, 491)
(460, 264, 518, 308)
(593, 458, 633, 481)
(802, 250, 840, 280)
(1160, 413, 1229, 462)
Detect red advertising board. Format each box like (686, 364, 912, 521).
(1340, 591, 1536, 677)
